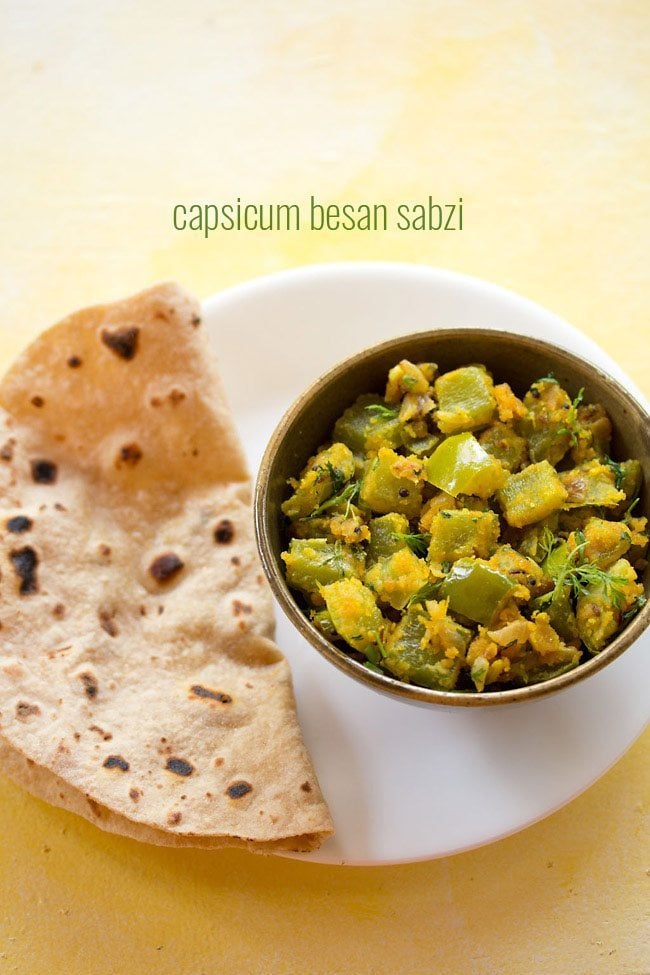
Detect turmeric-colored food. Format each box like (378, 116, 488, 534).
(281, 361, 647, 693)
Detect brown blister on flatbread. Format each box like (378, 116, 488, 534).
(0, 283, 332, 852)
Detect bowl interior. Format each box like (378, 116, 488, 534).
(257, 328, 650, 706)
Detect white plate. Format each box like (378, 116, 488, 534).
(203, 262, 649, 866)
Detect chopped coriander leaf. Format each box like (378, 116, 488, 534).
(407, 580, 441, 607)
(393, 531, 431, 558)
(538, 535, 629, 609)
(363, 661, 385, 674)
(363, 631, 387, 665)
(538, 525, 558, 562)
(365, 403, 400, 419)
(322, 541, 347, 572)
(556, 387, 585, 444)
(325, 461, 347, 495)
(604, 456, 626, 490)
(621, 595, 646, 624)
(307, 480, 360, 519)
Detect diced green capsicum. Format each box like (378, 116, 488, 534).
(366, 512, 410, 565)
(321, 577, 385, 654)
(498, 460, 568, 528)
(281, 442, 355, 519)
(309, 608, 337, 638)
(383, 603, 471, 691)
(439, 558, 516, 625)
(518, 378, 573, 466)
(434, 366, 496, 434)
(365, 547, 430, 610)
(427, 508, 500, 568)
(478, 422, 528, 472)
(424, 433, 507, 499)
(404, 432, 441, 458)
(333, 394, 405, 456)
(575, 558, 641, 653)
(487, 545, 553, 598)
(359, 447, 423, 518)
(281, 538, 365, 597)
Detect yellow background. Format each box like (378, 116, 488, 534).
(0, 2, 648, 972)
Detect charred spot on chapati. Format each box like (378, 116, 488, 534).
(232, 600, 252, 616)
(31, 460, 57, 484)
(300, 781, 312, 793)
(214, 519, 234, 544)
(79, 672, 98, 699)
(86, 797, 102, 817)
(168, 389, 186, 406)
(67, 355, 82, 368)
(165, 757, 194, 777)
(10, 547, 38, 594)
(116, 443, 142, 467)
(6, 515, 32, 533)
(98, 610, 118, 637)
(189, 684, 232, 704)
(191, 315, 201, 327)
(100, 326, 139, 360)
(226, 781, 252, 799)
(0, 439, 15, 461)
(129, 788, 141, 802)
(89, 724, 112, 741)
(167, 811, 182, 826)
(15, 701, 41, 721)
(98, 544, 111, 558)
(52, 603, 65, 619)
(149, 552, 184, 583)
(31, 396, 44, 408)
(103, 755, 129, 771)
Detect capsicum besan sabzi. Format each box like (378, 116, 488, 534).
(280, 360, 648, 693)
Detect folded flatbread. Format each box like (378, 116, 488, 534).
(0, 283, 332, 852)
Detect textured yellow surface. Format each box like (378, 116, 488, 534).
(0, 2, 648, 973)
